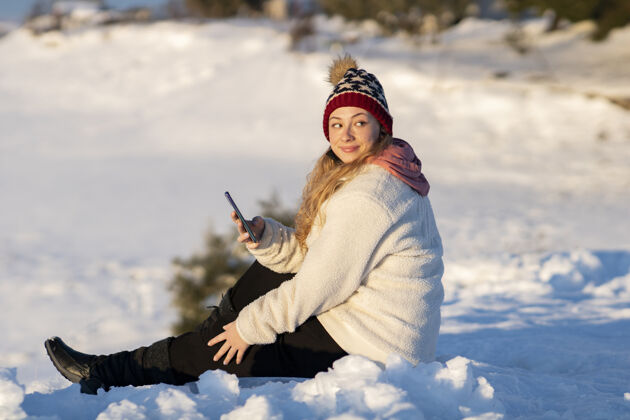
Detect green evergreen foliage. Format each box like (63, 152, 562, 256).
(319, 0, 472, 34)
(590, 0, 630, 40)
(184, 0, 264, 18)
(319, 0, 393, 21)
(505, 0, 630, 40)
(169, 192, 296, 335)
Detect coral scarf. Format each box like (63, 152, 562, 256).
(368, 138, 430, 196)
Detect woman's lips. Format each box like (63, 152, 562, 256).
(340, 146, 359, 153)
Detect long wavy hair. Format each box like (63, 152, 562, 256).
(294, 128, 393, 251)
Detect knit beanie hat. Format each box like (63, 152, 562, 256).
(323, 55, 393, 141)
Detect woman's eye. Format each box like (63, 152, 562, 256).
(356, 121, 367, 127)
(331, 123, 341, 128)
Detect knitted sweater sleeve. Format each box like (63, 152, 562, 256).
(235, 192, 393, 345)
(247, 217, 305, 273)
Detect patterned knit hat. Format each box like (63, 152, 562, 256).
(323, 55, 393, 141)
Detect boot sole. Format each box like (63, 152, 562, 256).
(45, 337, 82, 384)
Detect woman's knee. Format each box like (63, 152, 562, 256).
(229, 261, 294, 310)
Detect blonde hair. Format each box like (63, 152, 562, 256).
(294, 130, 393, 251)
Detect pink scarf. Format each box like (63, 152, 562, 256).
(368, 138, 430, 196)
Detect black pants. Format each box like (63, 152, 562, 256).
(85, 261, 346, 392)
(166, 261, 346, 383)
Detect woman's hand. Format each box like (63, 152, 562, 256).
(208, 321, 250, 365)
(231, 211, 264, 249)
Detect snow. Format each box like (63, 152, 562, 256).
(11, 356, 506, 419)
(1, 15, 629, 419)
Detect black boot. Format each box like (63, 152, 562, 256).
(44, 337, 107, 394)
(45, 336, 178, 394)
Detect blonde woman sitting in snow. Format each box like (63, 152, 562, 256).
(45, 55, 445, 394)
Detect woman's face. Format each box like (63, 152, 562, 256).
(328, 106, 381, 164)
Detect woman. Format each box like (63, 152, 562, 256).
(45, 55, 444, 395)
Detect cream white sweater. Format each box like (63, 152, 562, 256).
(235, 165, 444, 365)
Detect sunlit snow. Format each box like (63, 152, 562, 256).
(1, 15, 629, 419)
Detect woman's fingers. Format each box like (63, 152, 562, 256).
(245, 240, 260, 250)
(223, 347, 237, 365)
(207, 331, 226, 347)
(231, 211, 264, 249)
(213, 342, 231, 362)
(237, 223, 258, 244)
(231, 212, 255, 244)
(209, 322, 250, 365)
(231, 212, 246, 233)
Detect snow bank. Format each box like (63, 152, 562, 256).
(17, 355, 504, 419)
(293, 355, 503, 419)
(445, 249, 630, 303)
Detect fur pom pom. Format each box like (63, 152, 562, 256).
(328, 55, 358, 86)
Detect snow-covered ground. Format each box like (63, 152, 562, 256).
(1, 16, 629, 419)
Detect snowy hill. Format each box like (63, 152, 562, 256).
(1, 17, 629, 419)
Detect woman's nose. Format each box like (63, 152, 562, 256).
(342, 126, 354, 141)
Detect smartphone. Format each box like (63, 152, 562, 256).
(224, 191, 259, 243)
